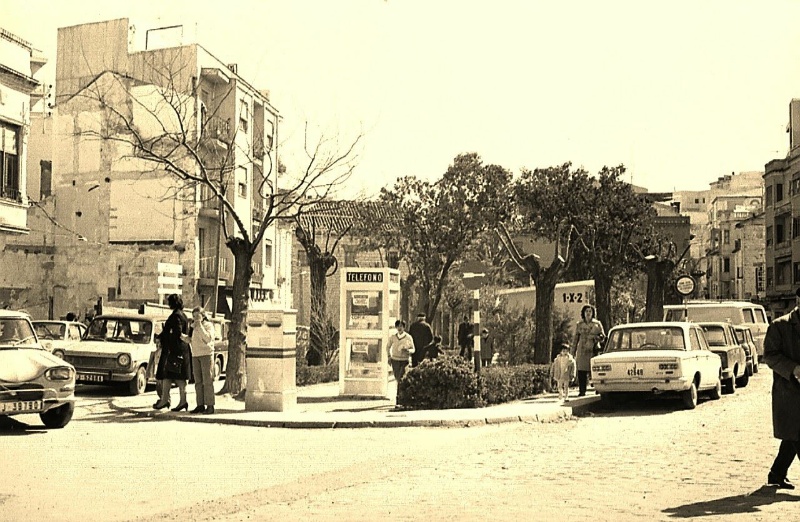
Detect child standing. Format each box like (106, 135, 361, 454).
(550, 343, 577, 403)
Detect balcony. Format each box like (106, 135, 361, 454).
(198, 184, 220, 218)
(200, 116, 231, 151)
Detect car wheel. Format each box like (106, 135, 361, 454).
(753, 354, 759, 373)
(40, 403, 75, 429)
(723, 374, 736, 394)
(746, 362, 754, 377)
(681, 381, 698, 410)
(214, 357, 223, 381)
(128, 366, 147, 395)
(708, 378, 722, 400)
(736, 370, 750, 388)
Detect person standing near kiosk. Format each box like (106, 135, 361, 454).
(408, 313, 433, 367)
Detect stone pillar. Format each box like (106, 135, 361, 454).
(245, 309, 297, 411)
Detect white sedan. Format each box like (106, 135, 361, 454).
(590, 322, 722, 409)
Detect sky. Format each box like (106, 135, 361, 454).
(4, 0, 800, 198)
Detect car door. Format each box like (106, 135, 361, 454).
(692, 327, 715, 387)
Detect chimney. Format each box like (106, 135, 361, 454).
(790, 99, 800, 151)
(227, 63, 238, 75)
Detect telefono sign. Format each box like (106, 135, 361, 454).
(345, 272, 384, 283)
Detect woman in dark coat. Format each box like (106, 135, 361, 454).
(153, 294, 191, 411)
(763, 295, 800, 489)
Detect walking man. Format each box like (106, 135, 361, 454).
(408, 313, 433, 367)
(458, 316, 473, 359)
(763, 287, 800, 489)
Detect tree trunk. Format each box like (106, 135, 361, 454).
(533, 264, 560, 364)
(223, 238, 254, 398)
(645, 259, 674, 322)
(594, 270, 613, 333)
(400, 275, 416, 323)
(307, 258, 329, 366)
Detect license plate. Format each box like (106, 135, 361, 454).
(626, 363, 645, 378)
(78, 373, 106, 383)
(0, 400, 43, 413)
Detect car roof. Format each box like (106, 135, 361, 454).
(0, 310, 32, 319)
(695, 321, 731, 327)
(664, 301, 762, 309)
(32, 320, 85, 325)
(610, 321, 694, 330)
(95, 313, 156, 321)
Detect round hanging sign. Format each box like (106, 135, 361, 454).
(675, 275, 696, 297)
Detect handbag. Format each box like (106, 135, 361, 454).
(164, 350, 184, 375)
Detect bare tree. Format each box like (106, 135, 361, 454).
(67, 50, 361, 397)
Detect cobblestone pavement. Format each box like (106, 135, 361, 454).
(136, 365, 796, 522)
(2, 366, 796, 522)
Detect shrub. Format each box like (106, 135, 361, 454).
(485, 304, 574, 365)
(397, 355, 483, 410)
(479, 364, 551, 405)
(296, 363, 338, 387)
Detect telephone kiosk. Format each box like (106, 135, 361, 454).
(339, 268, 401, 397)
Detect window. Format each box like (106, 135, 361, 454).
(265, 120, 274, 150)
(723, 229, 730, 245)
(777, 183, 784, 202)
(40, 160, 52, 198)
(733, 239, 741, 251)
(794, 262, 800, 284)
(237, 166, 247, 198)
(766, 186, 773, 206)
(766, 266, 774, 289)
(723, 257, 730, 273)
(766, 225, 773, 247)
(694, 198, 700, 204)
(777, 259, 791, 286)
(776, 220, 786, 244)
(795, 217, 800, 239)
(264, 240, 272, 267)
(737, 266, 743, 279)
(0, 122, 20, 201)
(239, 98, 249, 132)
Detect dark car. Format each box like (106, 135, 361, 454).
(732, 325, 759, 376)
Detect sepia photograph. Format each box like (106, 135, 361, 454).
(2, 1, 800, 520)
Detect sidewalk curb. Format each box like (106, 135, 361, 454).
(108, 396, 599, 429)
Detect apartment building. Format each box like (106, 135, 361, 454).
(0, 27, 48, 310)
(706, 196, 763, 299)
(15, 18, 292, 319)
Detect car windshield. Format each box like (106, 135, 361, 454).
(701, 326, 728, 347)
(0, 318, 37, 347)
(85, 318, 152, 344)
(606, 327, 686, 352)
(666, 308, 740, 322)
(732, 329, 746, 344)
(33, 322, 66, 340)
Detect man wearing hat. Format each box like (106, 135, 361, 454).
(762, 287, 800, 489)
(408, 313, 433, 367)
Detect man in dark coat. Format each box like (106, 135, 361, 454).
(408, 313, 434, 367)
(458, 316, 473, 359)
(763, 287, 800, 489)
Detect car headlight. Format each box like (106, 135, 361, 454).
(117, 353, 131, 367)
(45, 366, 74, 381)
(52, 349, 65, 359)
(592, 364, 612, 372)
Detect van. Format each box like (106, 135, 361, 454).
(663, 301, 768, 356)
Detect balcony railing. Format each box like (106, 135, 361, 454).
(199, 255, 228, 279)
(201, 116, 231, 148)
(0, 186, 21, 203)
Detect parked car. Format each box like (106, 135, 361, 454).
(697, 322, 748, 393)
(732, 324, 759, 376)
(0, 310, 77, 428)
(591, 322, 722, 409)
(32, 320, 87, 354)
(58, 313, 162, 395)
(664, 301, 769, 357)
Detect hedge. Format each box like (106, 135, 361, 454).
(296, 363, 338, 387)
(396, 355, 552, 410)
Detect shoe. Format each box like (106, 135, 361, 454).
(153, 401, 170, 410)
(190, 405, 205, 414)
(768, 475, 795, 489)
(171, 402, 188, 412)
(202, 406, 215, 415)
(577, 393, 586, 397)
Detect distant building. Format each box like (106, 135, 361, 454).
(8, 18, 290, 319)
(0, 27, 47, 310)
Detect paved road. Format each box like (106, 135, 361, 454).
(1, 368, 797, 521)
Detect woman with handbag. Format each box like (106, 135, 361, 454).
(153, 294, 192, 411)
(571, 304, 605, 397)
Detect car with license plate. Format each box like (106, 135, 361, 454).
(590, 322, 722, 409)
(58, 313, 161, 395)
(0, 310, 77, 428)
(696, 322, 748, 393)
(732, 324, 759, 376)
(32, 320, 87, 354)
(663, 301, 768, 357)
